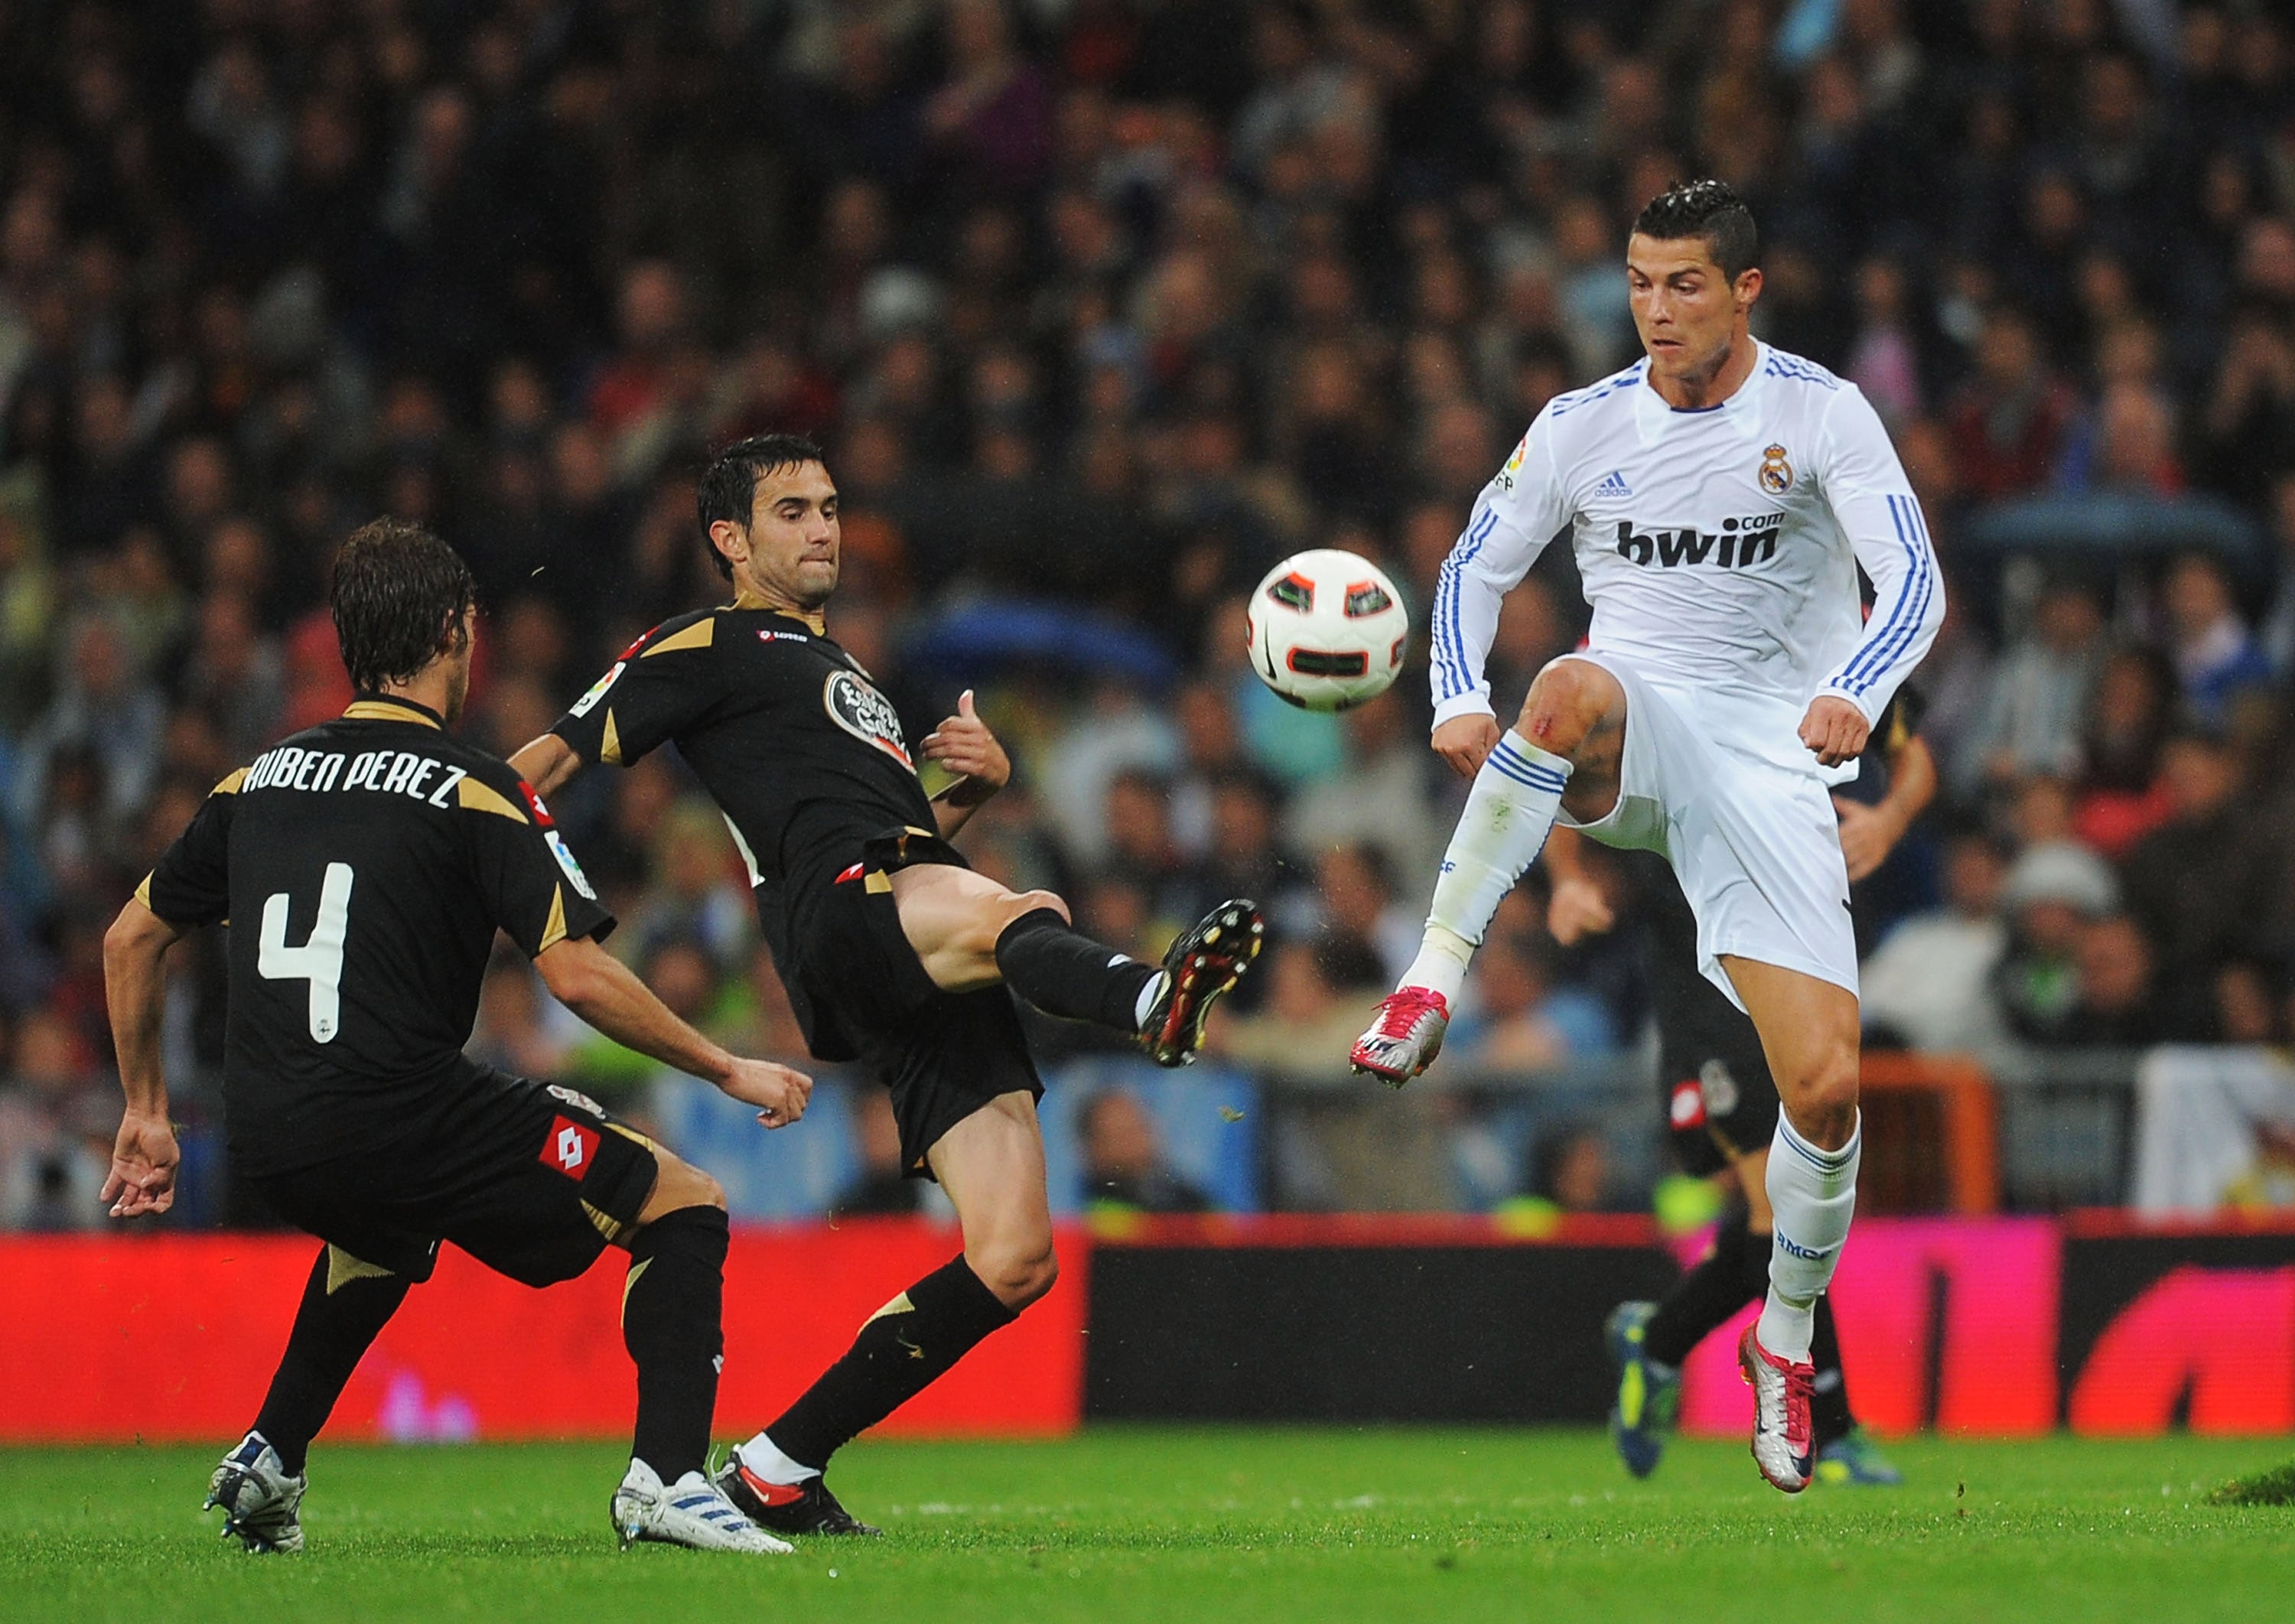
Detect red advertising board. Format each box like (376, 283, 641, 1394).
(0, 1221, 1087, 1443)
(2, 1214, 2288, 1441)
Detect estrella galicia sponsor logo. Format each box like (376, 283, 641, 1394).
(1774, 1230, 1833, 1262)
(1614, 513, 1782, 569)
(823, 669, 912, 767)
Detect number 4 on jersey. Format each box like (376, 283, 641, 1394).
(259, 862, 354, 1043)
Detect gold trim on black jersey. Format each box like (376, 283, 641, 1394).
(640, 617, 717, 657)
(456, 777, 530, 822)
(343, 695, 445, 730)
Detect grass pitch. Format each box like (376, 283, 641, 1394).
(7, 1430, 2293, 1622)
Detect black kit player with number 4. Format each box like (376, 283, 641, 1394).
(103, 519, 812, 1556)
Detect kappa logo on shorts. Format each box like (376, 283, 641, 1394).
(540, 1114, 599, 1180)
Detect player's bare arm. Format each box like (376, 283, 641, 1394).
(1541, 828, 1616, 945)
(535, 935, 812, 1128)
(99, 893, 185, 1218)
(920, 688, 1010, 839)
(1834, 734, 1935, 882)
(510, 731, 584, 799)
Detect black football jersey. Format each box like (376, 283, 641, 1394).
(549, 601, 937, 948)
(141, 695, 614, 1173)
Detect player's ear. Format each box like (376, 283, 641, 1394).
(708, 518, 747, 571)
(1734, 265, 1763, 310)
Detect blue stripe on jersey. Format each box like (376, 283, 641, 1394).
(1839, 493, 1933, 695)
(1838, 496, 1924, 695)
(1879, 496, 1941, 687)
(1434, 509, 1497, 701)
(1835, 496, 1920, 690)
(1860, 495, 1938, 693)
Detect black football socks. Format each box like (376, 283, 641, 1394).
(252, 1245, 413, 1474)
(767, 1255, 1017, 1472)
(1642, 1203, 1760, 1368)
(994, 907, 1161, 1032)
(622, 1203, 731, 1482)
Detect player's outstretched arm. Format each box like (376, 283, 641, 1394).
(920, 688, 1010, 841)
(534, 935, 812, 1128)
(1834, 734, 1936, 883)
(510, 733, 584, 799)
(100, 897, 184, 1218)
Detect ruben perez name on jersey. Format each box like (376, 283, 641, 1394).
(1430, 343, 1943, 783)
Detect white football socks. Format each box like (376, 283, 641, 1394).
(1399, 731, 1573, 1001)
(734, 1431, 819, 1486)
(1756, 1111, 1861, 1364)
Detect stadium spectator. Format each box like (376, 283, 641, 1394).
(1078, 1088, 1212, 1216)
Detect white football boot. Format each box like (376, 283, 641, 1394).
(206, 1431, 308, 1553)
(611, 1460, 794, 1554)
(1739, 1326, 1816, 1493)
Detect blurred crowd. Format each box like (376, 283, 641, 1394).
(5, 0, 2295, 1229)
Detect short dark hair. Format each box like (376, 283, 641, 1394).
(695, 432, 828, 580)
(330, 517, 476, 693)
(1632, 179, 1760, 280)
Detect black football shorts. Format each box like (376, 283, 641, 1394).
(790, 827, 1043, 1178)
(1652, 957, 1782, 1178)
(252, 1069, 659, 1287)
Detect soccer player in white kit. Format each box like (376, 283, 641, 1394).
(1350, 181, 1942, 1493)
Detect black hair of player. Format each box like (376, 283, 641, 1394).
(1632, 180, 1759, 281)
(696, 432, 830, 580)
(330, 517, 476, 694)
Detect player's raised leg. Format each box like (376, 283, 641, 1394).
(1720, 955, 1862, 1493)
(721, 1091, 1053, 1535)
(1353, 657, 1623, 1081)
(887, 861, 1263, 1066)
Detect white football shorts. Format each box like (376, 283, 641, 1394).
(1552, 651, 1857, 1011)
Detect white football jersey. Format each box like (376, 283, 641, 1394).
(1430, 343, 1943, 782)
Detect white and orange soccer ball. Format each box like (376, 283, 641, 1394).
(1244, 548, 1410, 712)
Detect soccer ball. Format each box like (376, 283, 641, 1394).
(1245, 548, 1410, 712)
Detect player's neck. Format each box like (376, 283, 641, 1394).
(366, 676, 451, 727)
(1645, 328, 1758, 411)
(731, 578, 825, 634)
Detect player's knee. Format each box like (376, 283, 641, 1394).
(1785, 1051, 1860, 1150)
(645, 1153, 726, 1219)
(972, 1235, 1058, 1309)
(1519, 660, 1610, 756)
(981, 889, 1067, 958)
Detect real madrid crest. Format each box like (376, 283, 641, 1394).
(1758, 443, 1794, 496)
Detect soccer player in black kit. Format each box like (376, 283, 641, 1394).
(1547, 693, 1932, 1486)
(513, 434, 1263, 1535)
(102, 520, 813, 1555)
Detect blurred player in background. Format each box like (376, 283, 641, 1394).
(1552, 692, 1934, 1486)
(1353, 181, 1943, 1492)
(103, 521, 811, 1554)
(514, 434, 1261, 1535)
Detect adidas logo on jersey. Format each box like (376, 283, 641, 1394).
(1613, 513, 1782, 570)
(1595, 470, 1633, 498)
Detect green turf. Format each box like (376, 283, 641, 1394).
(5, 1431, 2293, 1622)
